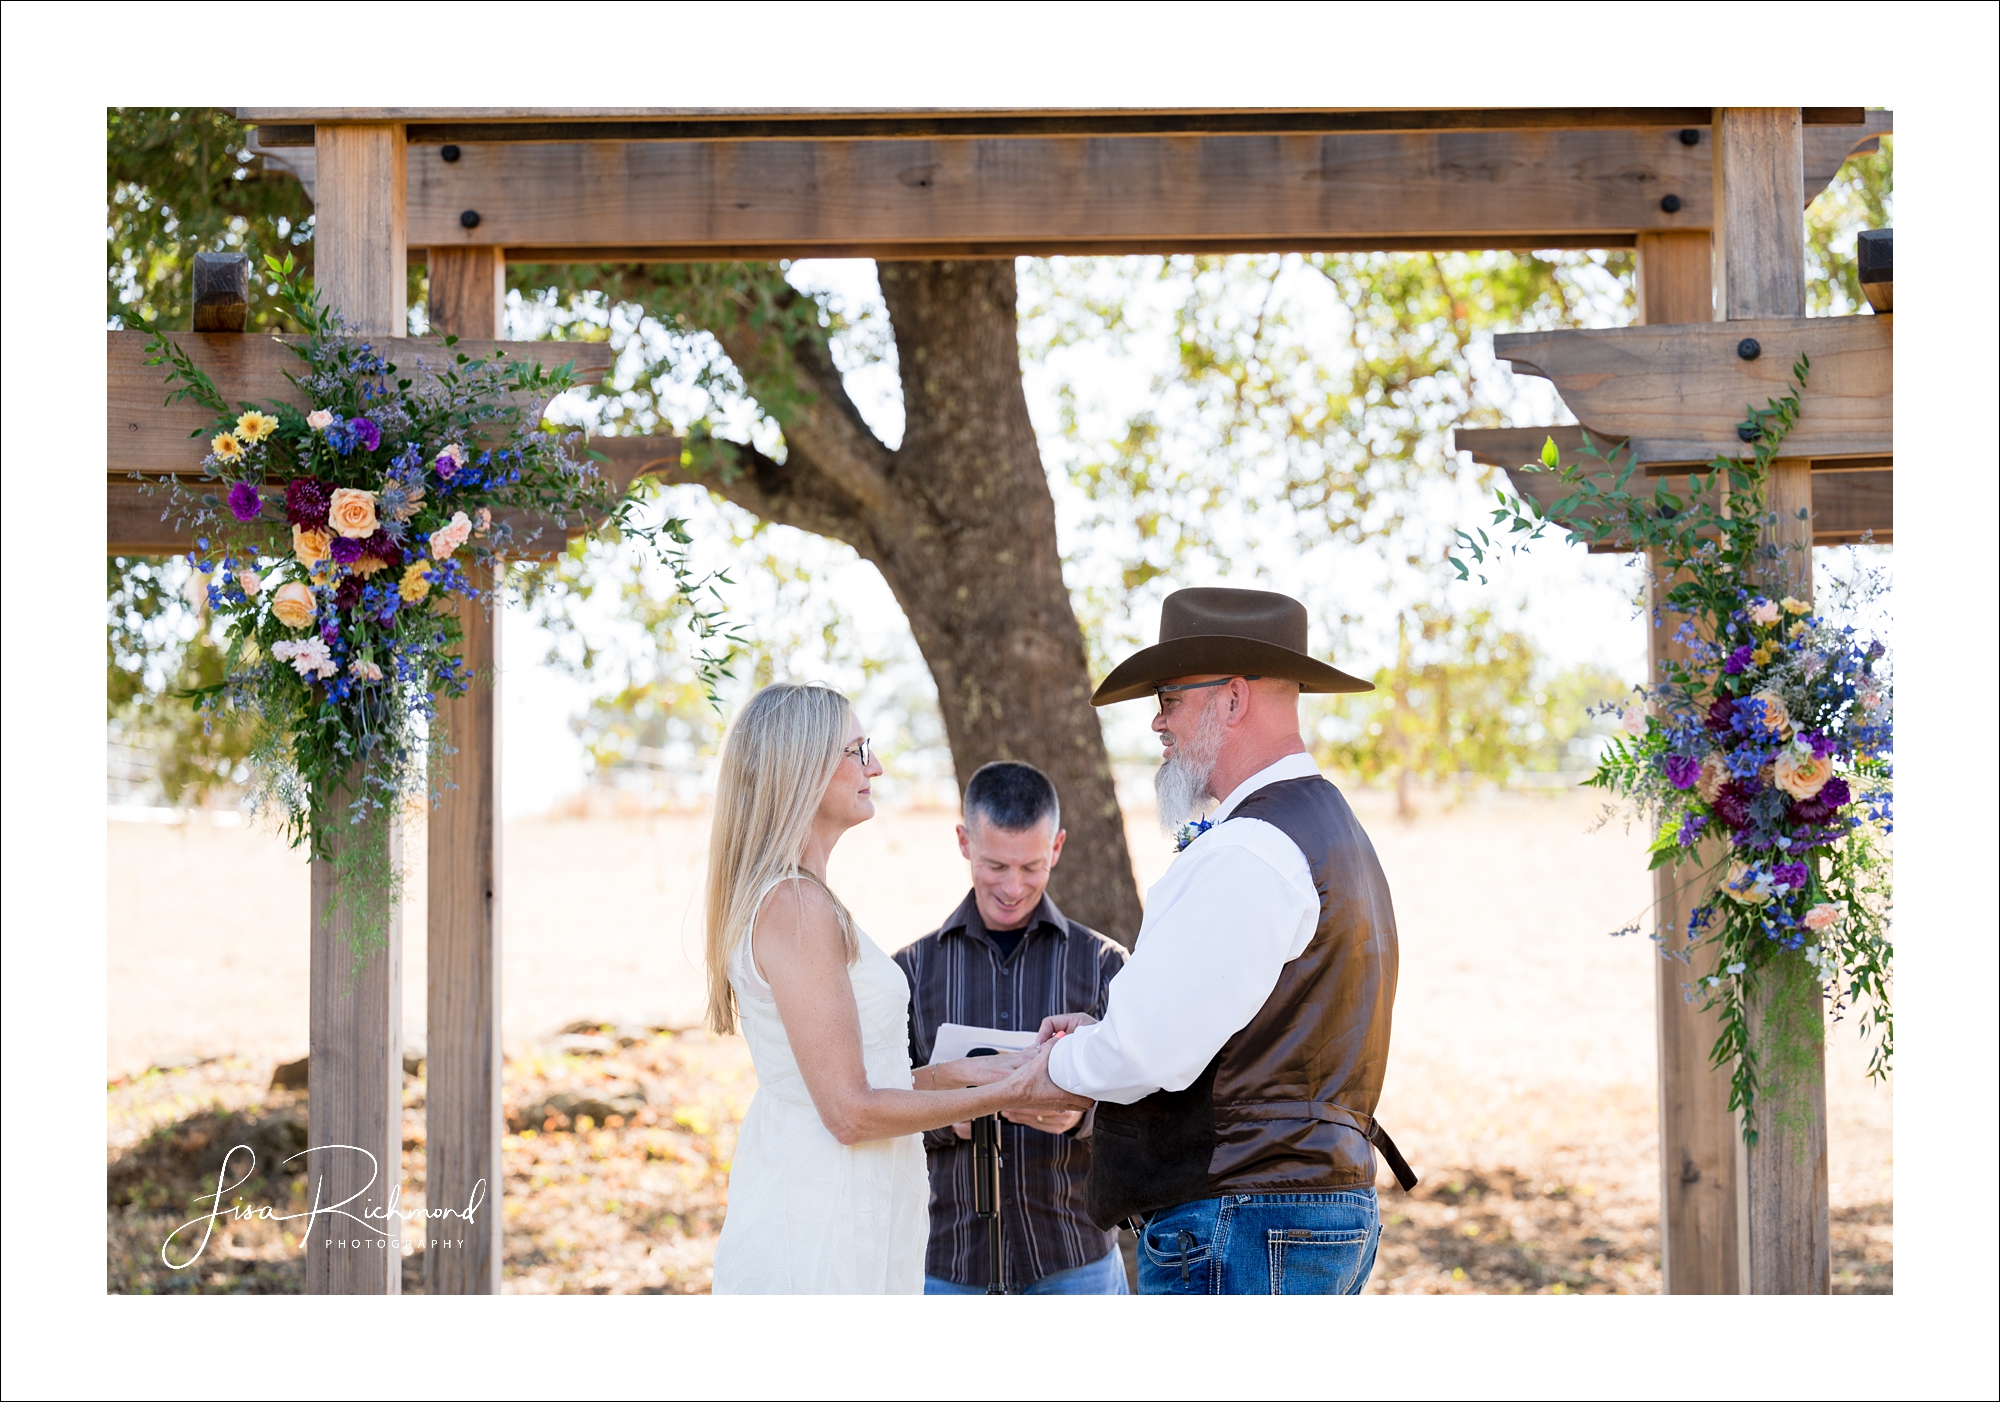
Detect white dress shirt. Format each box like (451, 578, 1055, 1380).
(1049, 752, 1323, 1105)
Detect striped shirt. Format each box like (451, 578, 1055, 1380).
(894, 891, 1128, 1291)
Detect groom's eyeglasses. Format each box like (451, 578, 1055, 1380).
(841, 737, 874, 767)
(1154, 676, 1261, 715)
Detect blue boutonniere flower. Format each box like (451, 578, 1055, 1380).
(1172, 816, 1214, 853)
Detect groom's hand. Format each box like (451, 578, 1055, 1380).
(1006, 1046, 1094, 1114)
(1036, 1012, 1098, 1045)
(1002, 1108, 1084, 1134)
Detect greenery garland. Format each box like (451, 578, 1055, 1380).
(139, 255, 738, 973)
(1452, 357, 1892, 1141)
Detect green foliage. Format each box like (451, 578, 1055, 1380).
(108, 557, 257, 805)
(106, 107, 316, 332)
(1806, 133, 1893, 317)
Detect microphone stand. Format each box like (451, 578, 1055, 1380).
(966, 1047, 1006, 1294)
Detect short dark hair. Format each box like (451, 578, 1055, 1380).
(963, 761, 1060, 834)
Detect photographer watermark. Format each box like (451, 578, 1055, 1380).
(161, 1144, 487, 1270)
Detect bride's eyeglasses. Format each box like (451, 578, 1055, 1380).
(841, 737, 874, 767)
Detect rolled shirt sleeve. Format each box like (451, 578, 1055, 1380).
(1049, 817, 1318, 1105)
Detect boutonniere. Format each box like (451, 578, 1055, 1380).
(1172, 817, 1214, 853)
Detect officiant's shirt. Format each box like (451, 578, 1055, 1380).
(1049, 753, 1325, 1104)
(895, 892, 1128, 1291)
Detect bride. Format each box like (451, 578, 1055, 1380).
(705, 682, 1067, 1294)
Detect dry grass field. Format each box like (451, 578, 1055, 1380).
(106, 787, 1891, 1293)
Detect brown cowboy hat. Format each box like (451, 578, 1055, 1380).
(1091, 587, 1373, 706)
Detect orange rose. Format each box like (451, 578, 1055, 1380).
(1773, 745, 1834, 800)
(328, 487, 379, 539)
(292, 525, 332, 566)
(271, 581, 317, 629)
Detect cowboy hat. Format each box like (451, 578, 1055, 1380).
(1091, 587, 1372, 706)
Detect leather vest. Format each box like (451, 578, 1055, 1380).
(1085, 776, 1403, 1229)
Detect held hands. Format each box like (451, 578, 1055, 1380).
(933, 1040, 1093, 1125)
(1036, 1012, 1099, 1045)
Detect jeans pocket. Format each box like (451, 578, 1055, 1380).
(1139, 1220, 1211, 1293)
(1266, 1226, 1372, 1295)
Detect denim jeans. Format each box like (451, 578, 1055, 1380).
(924, 1248, 1129, 1295)
(1136, 1189, 1380, 1294)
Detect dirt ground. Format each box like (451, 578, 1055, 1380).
(106, 788, 1892, 1294)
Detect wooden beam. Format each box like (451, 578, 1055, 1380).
(1715, 106, 1830, 1297)
(239, 105, 1870, 142)
(1636, 229, 1742, 1296)
(423, 248, 506, 1297)
(1492, 314, 1891, 464)
(256, 116, 1888, 261)
(406, 129, 1715, 254)
(107, 331, 611, 478)
(304, 121, 406, 1297)
(191, 252, 249, 332)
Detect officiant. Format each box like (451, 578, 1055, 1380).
(893, 761, 1131, 1295)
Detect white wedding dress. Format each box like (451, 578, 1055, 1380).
(710, 883, 929, 1294)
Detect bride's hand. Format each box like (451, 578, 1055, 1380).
(927, 1049, 1034, 1089)
(1036, 1012, 1098, 1045)
(999, 1041, 1093, 1114)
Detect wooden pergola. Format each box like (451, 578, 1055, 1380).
(107, 106, 1891, 1295)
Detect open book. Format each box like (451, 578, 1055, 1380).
(927, 1021, 1038, 1066)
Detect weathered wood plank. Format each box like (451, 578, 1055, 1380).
(424, 247, 507, 1297)
(407, 129, 1716, 251)
(1635, 228, 1742, 1296)
(1493, 315, 1891, 463)
(306, 121, 407, 1298)
(1716, 107, 1830, 1298)
(240, 105, 1869, 139)
(107, 331, 612, 477)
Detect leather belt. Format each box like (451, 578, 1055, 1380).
(1211, 1100, 1419, 1193)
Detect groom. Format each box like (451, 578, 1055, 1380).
(1014, 586, 1415, 1294)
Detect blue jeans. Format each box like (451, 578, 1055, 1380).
(1137, 1189, 1380, 1294)
(924, 1248, 1129, 1295)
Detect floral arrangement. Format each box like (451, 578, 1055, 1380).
(1452, 357, 1892, 1139)
(1172, 816, 1214, 853)
(140, 255, 711, 969)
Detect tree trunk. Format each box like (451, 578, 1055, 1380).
(665, 260, 1145, 944)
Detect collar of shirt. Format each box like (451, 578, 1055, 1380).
(1210, 751, 1322, 823)
(939, 889, 1071, 948)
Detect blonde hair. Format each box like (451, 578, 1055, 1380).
(704, 682, 861, 1034)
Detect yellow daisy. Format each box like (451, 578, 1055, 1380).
(236, 410, 279, 443)
(210, 431, 244, 461)
(1751, 643, 1774, 666)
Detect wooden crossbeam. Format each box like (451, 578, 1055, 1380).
(241, 106, 1870, 144)
(250, 114, 1887, 262)
(107, 331, 613, 478)
(1492, 315, 1891, 464)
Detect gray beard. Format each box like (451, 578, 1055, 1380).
(1154, 699, 1226, 833)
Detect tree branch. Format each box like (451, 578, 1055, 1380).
(656, 437, 874, 551)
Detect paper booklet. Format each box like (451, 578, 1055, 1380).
(927, 1021, 1038, 1065)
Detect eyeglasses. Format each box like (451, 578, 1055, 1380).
(1154, 676, 1261, 715)
(841, 736, 874, 767)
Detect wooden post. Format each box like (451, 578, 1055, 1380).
(304, 123, 408, 1296)
(1637, 229, 1741, 1294)
(423, 246, 507, 1294)
(191, 252, 249, 332)
(1712, 107, 1831, 1295)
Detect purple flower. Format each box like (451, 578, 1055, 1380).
(1712, 780, 1756, 832)
(1805, 731, 1839, 759)
(227, 482, 264, 521)
(286, 476, 331, 529)
(334, 575, 363, 612)
(1676, 812, 1709, 847)
(365, 531, 403, 568)
(1723, 645, 1754, 676)
(330, 536, 367, 565)
(1704, 696, 1737, 735)
(1771, 861, 1809, 891)
(351, 417, 381, 452)
(1789, 777, 1852, 824)
(1663, 754, 1702, 790)
(319, 619, 341, 646)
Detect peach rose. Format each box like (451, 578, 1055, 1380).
(271, 581, 317, 630)
(430, 510, 474, 561)
(1620, 703, 1650, 738)
(307, 409, 335, 432)
(1747, 689, 1792, 738)
(1724, 863, 1773, 906)
(237, 568, 262, 598)
(1748, 598, 1780, 626)
(1802, 903, 1841, 934)
(328, 487, 380, 539)
(1773, 744, 1834, 800)
(292, 525, 332, 566)
(1696, 753, 1729, 804)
